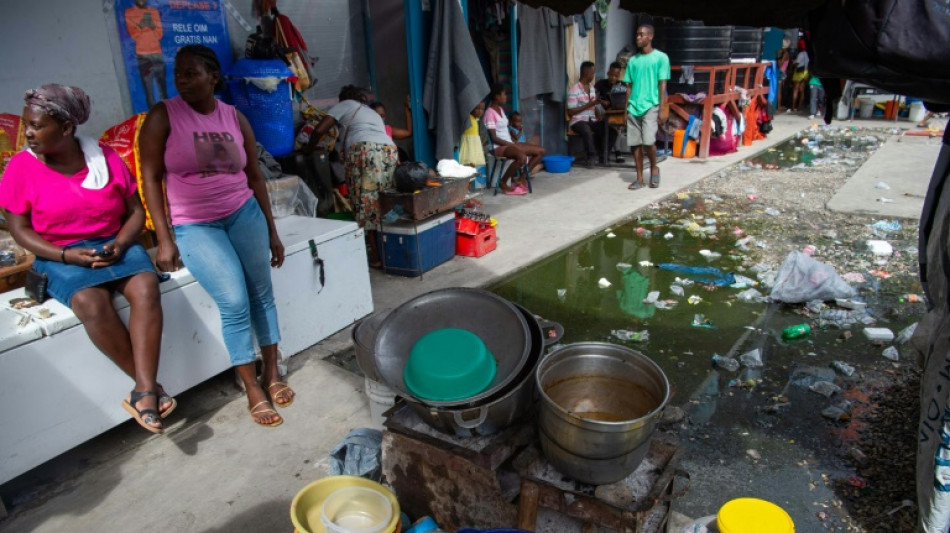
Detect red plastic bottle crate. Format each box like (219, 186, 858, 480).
(456, 226, 497, 257)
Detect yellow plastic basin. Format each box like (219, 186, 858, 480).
(290, 476, 400, 533)
(717, 497, 794, 533)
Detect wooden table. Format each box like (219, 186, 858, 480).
(666, 62, 771, 158)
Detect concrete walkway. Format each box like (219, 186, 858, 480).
(827, 134, 941, 219)
(0, 114, 920, 533)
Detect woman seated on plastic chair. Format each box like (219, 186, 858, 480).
(483, 84, 545, 195)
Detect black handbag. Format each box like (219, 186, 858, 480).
(25, 269, 48, 303)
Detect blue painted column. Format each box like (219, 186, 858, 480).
(510, 3, 519, 112)
(404, 0, 435, 166)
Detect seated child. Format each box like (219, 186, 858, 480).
(508, 111, 526, 143)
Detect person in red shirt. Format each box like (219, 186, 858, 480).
(125, 0, 167, 107)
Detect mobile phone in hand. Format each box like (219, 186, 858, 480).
(95, 248, 115, 258)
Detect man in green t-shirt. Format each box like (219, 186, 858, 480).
(623, 24, 670, 190)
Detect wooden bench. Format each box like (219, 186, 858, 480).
(666, 62, 770, 158)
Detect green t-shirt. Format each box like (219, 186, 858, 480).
(622, 49, 671, 116)
(808, 76, 822, 87)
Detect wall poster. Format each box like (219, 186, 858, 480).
(115, 0, 232, 113)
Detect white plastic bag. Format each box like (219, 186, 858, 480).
(770, 251, 855, 303)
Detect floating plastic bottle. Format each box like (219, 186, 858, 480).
(831, 361, 856, 377)
(782, 323, 811, 340)
(712, 353, 740, 372)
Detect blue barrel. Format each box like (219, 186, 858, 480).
(226, 59, 294, 156)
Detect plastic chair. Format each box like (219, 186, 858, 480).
(487, 144, 532, 196)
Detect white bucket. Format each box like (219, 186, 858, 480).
(909, 102, 926, 124)
(365, 377, 397, 428)
(858, 98, 874, 119)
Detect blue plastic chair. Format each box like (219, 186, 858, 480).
(487, 143, 532, 196)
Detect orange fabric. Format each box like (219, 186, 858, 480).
(743, 100, 766, 146)
(99, 114, 167, 231)
(124, 6, 163, 56)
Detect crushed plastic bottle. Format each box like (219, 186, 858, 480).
(611, 329, 649, 342)
(670, 284, 685, 297)
(663, 232, 674, 240)
(764, 207, 781, 216)
(597, 278, 612, 289)
(831, 361, 856, 377)
(688, 295, 704, 305)
(810, 380, 842, 398)
(556, 288, 567, 302)
(739, 348, 763, 368)
(643, 291, 660, 304)
(736, 288, 764, 303)
(882, 346, 899, 361)
(692, 314, 714, 329)
(712, 353, 740, 372)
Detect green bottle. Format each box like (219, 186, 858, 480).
(782, 323, 811, 340)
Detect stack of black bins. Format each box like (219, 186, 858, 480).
(653, 20, 733, 95)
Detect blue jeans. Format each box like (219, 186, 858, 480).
(174, 198, 280, 366)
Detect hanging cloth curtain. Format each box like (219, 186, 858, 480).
(422, 0, 491, 161)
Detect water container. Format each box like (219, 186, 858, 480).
(858, 98, 874, 119)
(717, 498, 794, 533)
(365, 377, 397, 429)
(654, 20, 733, 94)
(226, 59, 294, 156)
(909, 101, 926, 123)
(673, 129, 696, 158)
(731, 27, 764, 61)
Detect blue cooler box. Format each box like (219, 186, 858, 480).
(379, 212, 456, 277)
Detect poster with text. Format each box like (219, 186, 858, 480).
(115, 0, 232, 113)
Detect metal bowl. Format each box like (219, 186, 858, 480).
(374, 288, 532, 408)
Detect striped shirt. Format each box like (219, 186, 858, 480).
(567, 81, 597, 125)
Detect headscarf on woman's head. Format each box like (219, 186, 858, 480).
(23, 84, 91, 126)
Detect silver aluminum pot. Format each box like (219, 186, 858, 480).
(351, 309, 391, 382)
(405, 304, 563, 437)
(536, 343, 670, 464)
(374, 288, 532, 408)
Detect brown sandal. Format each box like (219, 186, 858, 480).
(249, 401, 283, 427)
(266, 381, 295, 408)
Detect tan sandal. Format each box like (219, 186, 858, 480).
(266, 381, 295, 407)
(122, 390, 164, 434)
(249, 401, 283, 427)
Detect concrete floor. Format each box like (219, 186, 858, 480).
(0, 114, 934, 533)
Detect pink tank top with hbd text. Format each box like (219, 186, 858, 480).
(162, 96, 253, 225)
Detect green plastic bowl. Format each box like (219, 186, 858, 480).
(403, 328, 496, 402)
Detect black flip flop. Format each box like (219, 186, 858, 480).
(650, 170, 660, 188)
(628, 181, 645, 190)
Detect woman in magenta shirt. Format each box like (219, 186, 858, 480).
(139, 45, 292, 428)
(0, 84, 172, 434)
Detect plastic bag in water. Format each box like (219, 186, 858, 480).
(770, 251, 855, 303)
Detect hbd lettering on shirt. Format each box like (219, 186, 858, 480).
(194, 131, 240, 177)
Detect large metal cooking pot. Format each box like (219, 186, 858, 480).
(538, 429, 652, 486)
(536, 343, 670, 484)
(351, 309, 391, 382)
(406, 304, 563, 437)
(374, 288, 532, 408)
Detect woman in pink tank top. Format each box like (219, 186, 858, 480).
(139, 45, 293, 428)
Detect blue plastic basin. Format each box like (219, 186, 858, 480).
(542, 155, 574, 174)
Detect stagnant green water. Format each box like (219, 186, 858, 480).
(490, 213, 768, 397)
